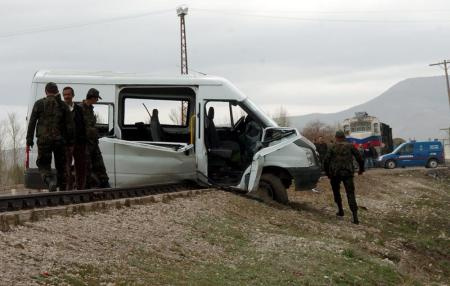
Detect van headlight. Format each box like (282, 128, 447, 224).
(305, 149, 315, 166)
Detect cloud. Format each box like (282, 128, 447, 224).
(1, 0, 450, 118)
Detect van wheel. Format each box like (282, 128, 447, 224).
(385, 160, 396, 169)
(427, 159, 438, 168)
(258, 173, 289, 204)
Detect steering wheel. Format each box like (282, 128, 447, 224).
(232, 115, 246, 133)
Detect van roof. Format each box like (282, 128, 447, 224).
(32, 70, 227, 86)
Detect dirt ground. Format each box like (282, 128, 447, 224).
(0, 168, 449, 285)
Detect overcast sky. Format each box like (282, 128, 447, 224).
(1, 0, 450, 120)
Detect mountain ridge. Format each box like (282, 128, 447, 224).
(289, 76, 450, 140)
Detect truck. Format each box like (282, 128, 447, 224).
(25, 70, 321, 203)
(377, 140, 445, 169)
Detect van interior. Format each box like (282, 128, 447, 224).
(204, 100, 264, 185)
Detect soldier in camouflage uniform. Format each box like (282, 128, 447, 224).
(26, 82, 74, 192)
(81, 88, 110, 188)
(323, 130, 364, 224)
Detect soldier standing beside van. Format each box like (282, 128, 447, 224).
(81, 88, 110, 188)
(26, 82, 74, 192)
(324, 130, 364, 224)
(62, 86, 87, 190)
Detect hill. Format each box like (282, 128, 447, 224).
(289, 76, 450, 140)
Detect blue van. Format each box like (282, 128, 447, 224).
(377, 140, 445, 169)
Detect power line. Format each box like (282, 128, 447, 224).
(196, 8, 450, 15)
(0, 9, 172, 39)
(2, 6, 449, 40)
(193, 8, 450, 24)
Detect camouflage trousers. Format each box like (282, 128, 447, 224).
(329, 175, 358, 213)
(36, 140, 67, 189)
(85, 142, 109, 187)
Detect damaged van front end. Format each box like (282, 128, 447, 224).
(238, 127, 321, 194)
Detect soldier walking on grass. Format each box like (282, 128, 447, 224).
(26, 82, 74, 192)
(324, 130, 364, 224)
(62, 86, 87, 190)
(81, 88, 110, 188)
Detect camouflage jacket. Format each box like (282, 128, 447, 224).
(324, 141, 364, 177)
(80, 101, 98, 144)
(26, 94, 74, 145)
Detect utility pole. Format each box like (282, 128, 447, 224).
(430, 60, 450, 161)
(429, 60, 450, 110)
(177, 5, 189, 124)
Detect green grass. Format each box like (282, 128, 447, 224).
(42, 170, 450, 286)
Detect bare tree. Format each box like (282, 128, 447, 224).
(6, 113, 25, 167)
(393, 138, 406, 147)
(301, 120, 336, 143)
(0, 122, 5, 185)
(6, 113, 25, 184)
(169, 108, 181, 125)
(272, 106, 290, 127)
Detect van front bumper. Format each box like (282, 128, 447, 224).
(288, 166, 321, 191)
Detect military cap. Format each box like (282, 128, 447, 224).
(86, 88, 102, 100)
(335, 130, 346, 138)
(45, 82, 59, 94)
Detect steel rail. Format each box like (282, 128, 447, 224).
(0, 182, 201, 213)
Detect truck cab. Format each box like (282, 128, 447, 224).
(378, 140, 444, 169)
(25, 70, 321, 203)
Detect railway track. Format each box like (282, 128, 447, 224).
(0, 182, 203, 213)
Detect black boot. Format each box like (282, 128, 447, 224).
(44, 177, 57, 192)
(99, 181, 111, 188)
(352, 211, 359, 224)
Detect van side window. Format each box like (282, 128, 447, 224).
(124, 98, 188, 126)
(205, 101, 233, 127)
(119, 87, 195, 143)
(399, 143, 413, 155)
(93, 103, 114, 137)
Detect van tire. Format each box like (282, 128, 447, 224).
(259, 173, 289, 204)
(427, 159, 438, 168)
(385, 160, 396, 169)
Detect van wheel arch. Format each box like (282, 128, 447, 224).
(426, 158, 438, 168)
(259, 173, 289, 204)
(262, 166, 293, 189)
(385, 159, 396, 169)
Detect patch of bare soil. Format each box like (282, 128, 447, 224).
(0, 168, 448, 285)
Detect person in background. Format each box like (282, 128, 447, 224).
(369, 143, 378, 167)
(315, 136, 328, 170)
(62, 86, 87, 190)
(363, 147, 371, 169)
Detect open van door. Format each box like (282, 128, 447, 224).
(245, 127, 301, 192)
(104, 138, 196, 187)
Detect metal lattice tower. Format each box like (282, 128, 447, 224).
(177, 6, 189, 124)
(177, 6, 188, 75)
